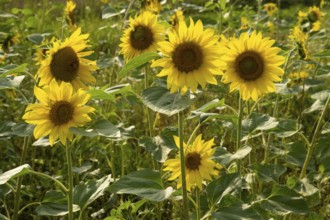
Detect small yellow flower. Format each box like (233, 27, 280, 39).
(290, 26, 309, 60)
(307, 6, 323, 23)
(23, 80, 95, 146)
(141, 0, 162, 14)
(163, 134, 221, 191)
(65, 0, 76, 27)
(240, 17, 249, 30)
(264, 3, 278, 16)
(169, 9, 184, 30)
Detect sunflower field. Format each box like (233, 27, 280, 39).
(0, 0, 330, 219)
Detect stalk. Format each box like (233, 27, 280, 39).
(12, 137, 30, 220)
(236, 96, 244, 173)
(178, 111, 189, 219)
(300, 95, 330, 179)
(66, 142, 74, 220)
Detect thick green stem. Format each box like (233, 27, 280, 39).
(12, 137, 30, 220)
(300, 95, 330, 179)
(196, 188, 201, 220)
(178, 111, 189, 219)
(66, 142, 74, 220)
(145, 65, 155, 138)
(236, 97, 244, 173)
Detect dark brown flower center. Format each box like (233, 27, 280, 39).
(130, 25, 154, 50)
(49, 101, 74, 126)
(235, 51, 264, 81)
(185, 152, 201, 170)
(308, 11, 320, 23)
(173, 42, 203, 73)
(50, 46, 79, 82)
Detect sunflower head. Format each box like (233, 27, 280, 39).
(264, 3, 278, 16)
(308, 6, 323, 23)
(220, 31, 285, 101)
(119, 11, 164, 61)
(290, 26, 309, 60)
(22, 80, 95, 146)
(37, 28, 98, 90)
(141, 0, 162, 14)
(151, 17, 225, 95)
(2, 33, 19, 53)
(163, 134, 221, 191)
(169, 9, 184, 30)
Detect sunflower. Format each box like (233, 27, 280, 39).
(151, 18, 225, 94)
(290, 26, 309, 60)
(264, 3, 278, 16)
(287, 71, 309, 87)
(220, 31, 285, 101)
(141, 0, 162, 14)
(64, 0, 76, 27)
(307, 6, 323, 23)
(119, 11, 164, 61)
(2, 33, 19, 53)
(22, 80, 94, 146)
(169, 9, 184, 30)
(34, 37, 55, 65)
(163, 134, 221, 191)
(37, 28, 97, 90)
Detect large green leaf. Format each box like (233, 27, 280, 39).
(0, 164, 32, 185)
(118, 52, 160, 77)
(35, 190, 80, 216)
(109, 169, 173, 202)
(213, 146, 252, 166)
(259, 185, 309, 215)
(88, 88, 116, 101)
(139, 136, 174, 163)
(270, 119, 298, 138)
(0, 64, 27, 77)
(250, 164, 287, 183)
(206, 173, 241, 206)
(212, 203, 262, 220)
(141, 86, 192, 116)
(242, 113, 279, 135)
(0, 75, 25, 89)
(73, 174, 112, 211)
(70, 119, 120, 139)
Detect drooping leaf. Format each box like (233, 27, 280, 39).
(118, 52, 160, 77)
(0, 64, 27, 77)
(35, 190, 80, 216)
(270, 119, 298, 138)
(11, 122, 34, 137)
(213, 145, 251, 166)
(259, 185, 309, 215)
(0, 164, 32, 185)
(212, 203, 262, 220)
(242, 113, 279, 135)
(88, 88, 116, 101)
(139, 136, 173, 163)
(70, 119, 120, 139)
(0, 75, 25, 89)
(27, 34, 44, 44)
(250, 164, 287, 183)
(206, 173, 241, 206)
(189, 99, 227, 119)
(141, 86, 192, 116)
(73, 174, 112, 211)
(109, 169, 173, 202)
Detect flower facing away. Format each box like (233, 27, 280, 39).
(37, 28, 98, 90)
(169, 9, 184, 30)
(163, 135, 221, 191)
(264, 3, 278, 16)
(119, 11, 164, 60)
(34, 37, 55, 65)
(220, 31, 285, 101)
(22, 80, 95, 146)
(307, 6, 323, 23)
(151, 18, 225, 95)
(141, 0, 162, 14)
(290, 26, 309, 60)
(65, 0, 77, 27)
